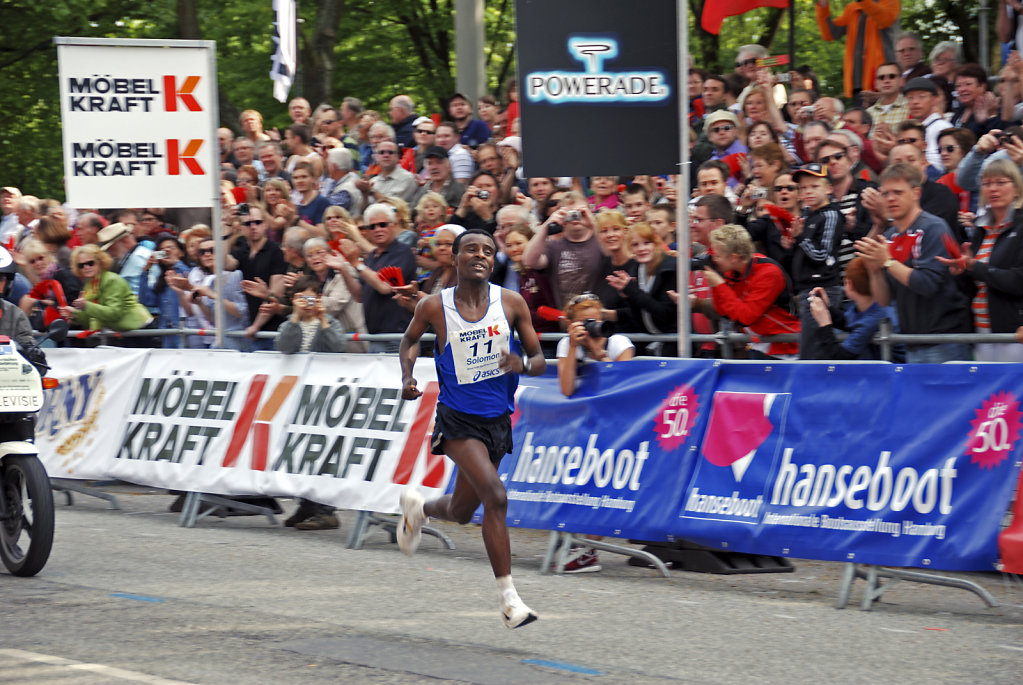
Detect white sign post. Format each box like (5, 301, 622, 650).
(55, 37, 225, 347)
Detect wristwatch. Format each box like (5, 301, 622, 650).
(356, 262, 366, 272)
(522, 356, 532, 375)
(883, 258, 897, 270)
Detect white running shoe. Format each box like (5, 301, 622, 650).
(397, 489, 426, 556)
(501, 592, 538, 629)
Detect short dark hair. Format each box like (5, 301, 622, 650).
(698, 159, 730, 183)
(453, 229, 496, 254)
(287, 123, 311, 144)
(955, 63, 988, 86)
(880, 162, 924, 189)
(623, 183, 649, 201)
(695, 194, 734, 223)
(293, 274, 323, 294)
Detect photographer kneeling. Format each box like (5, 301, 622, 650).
(555, 293, 634, 573)
(691, 224, 801, 359)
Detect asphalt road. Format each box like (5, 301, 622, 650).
(0, 483, 1021, 684)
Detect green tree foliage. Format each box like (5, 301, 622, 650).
(0, 0, 988, 203)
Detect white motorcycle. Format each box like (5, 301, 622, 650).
(0, 321, 66, 576)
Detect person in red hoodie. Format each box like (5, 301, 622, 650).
(697, 223, 800, 358)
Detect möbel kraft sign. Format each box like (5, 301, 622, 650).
(515, 0, 679, 177)
(57, 38, 219, 208)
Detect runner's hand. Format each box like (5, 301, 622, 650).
(402, 377, 422, 400)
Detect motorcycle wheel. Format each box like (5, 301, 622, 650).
(0, 455, 54, 576)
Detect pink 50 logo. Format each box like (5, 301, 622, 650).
(966, 391, 1022, 469)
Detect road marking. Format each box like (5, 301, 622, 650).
(110, 593, 164, 603)
(521, 658, 602, 675)
(877, 627, 915, 634)
(997, 644, 1023, 652)
(0, 649, 197, 684)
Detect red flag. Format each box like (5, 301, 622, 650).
(701, 0, 791, 35)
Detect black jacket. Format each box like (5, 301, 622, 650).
(964, 213, 1023, 333)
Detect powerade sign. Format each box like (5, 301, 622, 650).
(525, 37, 671, 105)
(515, 0, 679, 176)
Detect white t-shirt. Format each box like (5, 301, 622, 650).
(556, 333, 634, 361)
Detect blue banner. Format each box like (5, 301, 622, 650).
(675, 362, 1023, 570)
(499, 359, 719, 540)
(495, 360, 1023, 571)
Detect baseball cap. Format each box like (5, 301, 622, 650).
(792, 162, 830, 182)
(902, 77, 938, 95)
(423, 145, 449, 160)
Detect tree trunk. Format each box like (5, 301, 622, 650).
(305, 0, 345, 108)
(689, 0, 721, 73)
(755, 7, 786, 49)
(176, 0, 201, 40)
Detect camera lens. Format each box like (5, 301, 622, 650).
(582, 318, 613, 338)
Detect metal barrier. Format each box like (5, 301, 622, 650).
(43, 323, 1023, 362)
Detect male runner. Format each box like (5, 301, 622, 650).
(398, 229, 546, 629)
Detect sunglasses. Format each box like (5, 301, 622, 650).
(198, 247, 215, 255)
(735, 58, 758, 69)
(569, 292, 600, 306)
(876, 74, 899, 81)
(939, 144, 960, 153)
(415, 128, 435, 134)
(365, 221, 391, 229)
(242, 219, 264, 226)
(773, 184, 798, 192)
(819, 151, 847, 165)
(896, 137, 921, 145)
(709, 124, 735, 134)
(376, 149, 397, 155)
(78, 260, 96, 268)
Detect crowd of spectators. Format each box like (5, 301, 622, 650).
(5, 32, 1023, 363)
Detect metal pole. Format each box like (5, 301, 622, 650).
(979, 0, 990, 71)
(206, 42, 225, 350)
(788, 0, 795, 67)
(676, 0, 692, 357)
(455, 0, 486, 105)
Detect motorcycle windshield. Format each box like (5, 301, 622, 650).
(0, 341, 43, 412)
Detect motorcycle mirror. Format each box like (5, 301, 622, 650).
(44, 319, 68, 344)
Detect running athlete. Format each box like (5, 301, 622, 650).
(398, 229, 546, 629)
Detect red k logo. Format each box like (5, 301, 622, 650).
(222, 374, 299, 470)
(167, 139, 205, 176)
(163, 75, 202, 112)
(487, 324, 501, 337)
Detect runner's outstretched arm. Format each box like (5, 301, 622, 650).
(399, 295, 439, 400)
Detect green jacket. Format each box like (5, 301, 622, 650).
(74, 270, 153, 331)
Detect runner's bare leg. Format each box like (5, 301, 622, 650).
(424, 437, 510, 577)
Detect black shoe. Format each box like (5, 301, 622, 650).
(285, 500, 318, 527)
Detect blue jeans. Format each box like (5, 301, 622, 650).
(904, 342, 972, 364)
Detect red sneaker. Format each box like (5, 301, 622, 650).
(559, 547, 602, 574)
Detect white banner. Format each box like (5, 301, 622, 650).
(38, 349, 446, 514)
(37, 347, 149, 479)
(56, 38, 219, 208)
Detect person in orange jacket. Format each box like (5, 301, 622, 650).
(816, 0, 902, 100)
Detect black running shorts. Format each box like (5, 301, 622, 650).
(430, 403, 513, 466)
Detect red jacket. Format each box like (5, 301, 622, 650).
(710, 254, 800, 356)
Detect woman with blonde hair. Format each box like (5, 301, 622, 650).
(594, 210, 637, 330)
(19, 238, 81, 330)
(263, 178, 297, 239)
(939, 158, 1023, 362)
(607, 222, 678, 355)
(59, 244, 154, 345)
(413, 191, 450, 275)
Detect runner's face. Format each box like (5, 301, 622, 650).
(456, 234, 496, 281)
